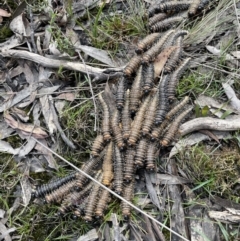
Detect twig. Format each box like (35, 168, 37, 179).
(143, 216, 156, 241)
(31, 137, 190, 241)
(28, 7, 37, 53)
(151, 220, 166, 241)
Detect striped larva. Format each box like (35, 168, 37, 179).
(164, 36, 183, 74)
(142, 30, 175, 64)
(148, 13, 167, 27)
(165, 96, 190, 120)
(146, 143, 158, 171)
(111, 110, 125, 150)
(121, 180, 135, 219)
(33, 172, 77, 198)
(168, 58, 191, 103)
(44, 179, 76, 204)
(83, 172, 103, 222)
(99, 93, 111, 142)
(136, 33, 160, 54)
(91, 134, 104, 157)
(123, 148, 136, 182)
(116, 76, 125, 110)
(142, 63, 155, 94)
(72, 198, 89, 218)
(134, 138, 148, 167)
(188, 0, 201, 17)
(161, 106, 193, 146)
(102, 141, 114, 186)
(198, 0, 210, 11)
(122, 90, 131, 141)
(142, 89, 159, 136)
(150, 16, 183, 33)
(128, 95, 151, 146)
(113, 145, 123, 194)
(124, 55, 142, 76)
(129, 66, 143, 114)
(95, 186, 112, 219)
(155, 75, 169, 125)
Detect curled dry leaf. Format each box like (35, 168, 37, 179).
(4, 112, 48, 139)
(20, 176, 32, 206)
(208, 210, 240, 223)
(0, 140, 20, 155)
(206, 45, 234, 60)
(0, 222, 15, 241)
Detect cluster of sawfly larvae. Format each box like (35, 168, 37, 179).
(32, 0, 212, 223)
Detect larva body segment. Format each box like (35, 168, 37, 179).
(121, 180, 135, 219)
(198, 0, 210, 11)
(114, 145, 123, 195)
(116, 76, 125, 110)
(129, 66, 143, 114)
(73, 198, 89, 218)
(99, 93, 111, 142)
(95, 186, 111, 218)
(33, 172, 77, 198)
(153, 1, 191, 15)
(134, 138, 148, 167)
(142, 63, 155, 94)
(124, 55, 142, 76)
(146, 143, 157, 171)
(164, 36, 183, 74)
(165, 96, 190, 120)
(123, 148, 136, 182)
(150, 16, 183, 33)
(102, 141, 114, 186)
(155, 75, 169, 125)
(83, 172, 103, 222)
(142, 30, 175, 64)
(188, 0, 201, 17)
(122, 90, 131, 141)
(142, 90, 159, 136)
(151, 120, 168, 141)
(161, 106, 193, 146)
(148, 13, 167, 27)
(136, 33, 160, 54)
(91, 134, 104, 157)
(168, 58, 191, 102)
(128, 95, 151, 146)
(111, 110, 125, 150)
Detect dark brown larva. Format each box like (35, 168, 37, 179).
(45, 179, 76, 204)
(128, 95, 151, 146)
(198, 0, 210, 11)
(148, 13, 167, 27)
(150, 16, 183, 33)
(91, 134, 104, 157)
(161, 106, 193, 146)
(124, 55, 142, 76)
(188, 0, 201, 17)
(136, 33, 160, 54)
(142, 30, 175, 64)
(121, 180, 135, 219)
(168, 58, 191, 102)
(102, 141, 114, 186)
(111, 110, 125, 150)
(146, 143, 157, 171)
(151, 121, 167, 141)
(129, 66, 143, 114)
(122, 89, 131, 141)
(165, 96, 190, 120)
(134, 138, 148, 167)
(116, 76, 125, 110)
(33, 172, 77, 198)
(164, 36, 183, 74)
(142, 63, 155, 94)
(73, 198, 89, 218)
(95, 186, 111, 219)
(83, 172, 103, 222)
(99, 93, 111, 142)
(155, 75, 169, 125)
(123, 148, 136, 182)
(114, 145, 123, 194)
(142, 90, 159, 136)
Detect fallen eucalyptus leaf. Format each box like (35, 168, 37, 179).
(0, 140, 20, 154)
(20, 175, 32, 206)
(206, 45, 234, 60)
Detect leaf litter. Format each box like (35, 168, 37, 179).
(1, 0, 240, 240)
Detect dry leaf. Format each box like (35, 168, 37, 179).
(231, 51, 240, 59)
(0, 140, 20, 155)
(0, 222, 15, 241)
(10, 13, 31, 37)
(0, 9, 11, 17)
(154, 46, 177, 77)
(20, 175, 32, 206)
(206, 45, 234, 60)
(56, 92, 76, 101)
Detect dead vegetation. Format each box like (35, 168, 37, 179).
(1, 0, 240, 241)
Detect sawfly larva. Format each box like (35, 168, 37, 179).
(146, 143, 157, 171)
(188, 0, 201, 17)
(91, 134, 104, 157)
(72, 198, 89, 218)
(142, 30, 175, 64)
(99, 93, 111, 142)
(102, 141, 114, 186)
(114, 145, 123, 195)
(116, 76, 125, 110)
(123, 148, 136, 182)
(142, 63, 155, 94)
(168, 58, 191, 103)
(161, 106, 193, 146)
(122, 89, 131, 141)
(148, 13, 167, 27)
(124, 55, 142, 76)
(136, 33, 160, 54)
(134, 138, 148, 167)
